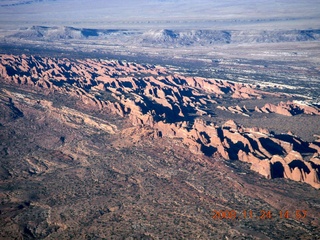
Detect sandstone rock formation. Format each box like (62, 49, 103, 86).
(216, 105, 250, 116)
(1, 54, 319, 189)
(256, 101, 320, 116)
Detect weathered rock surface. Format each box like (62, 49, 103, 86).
(217, 105, 250, 116)
(257, 101, 320, 116)
(1, 54, 320, 189)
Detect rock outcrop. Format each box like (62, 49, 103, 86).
(217, 105, 250, 117)
(256, 101, 320, 116)
(1, 54, 319, 189)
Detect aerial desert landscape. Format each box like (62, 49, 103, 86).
(0, 0, 319, 239)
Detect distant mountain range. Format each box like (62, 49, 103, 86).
(6, 26, 320, 47)
(0, 0, 56, 7)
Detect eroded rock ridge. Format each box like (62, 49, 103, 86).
(1, 54, 319, 188)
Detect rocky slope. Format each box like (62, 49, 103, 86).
(1, 86, 319, 239)
(1, 53, 320, 189)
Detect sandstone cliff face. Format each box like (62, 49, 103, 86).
(218, 100, 320, 117)
(250, 160, 271, 179)
(1, 54, 319, 189)
(256, 101, 320, 116)
(150, 116, 320, 188)
(0, 54, 269, 113)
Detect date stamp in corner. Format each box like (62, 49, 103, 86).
(212, 209, 308, 221)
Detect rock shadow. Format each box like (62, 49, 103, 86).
(259, 138, 284, 155)
(274, 134, 315, 154)
(271, 162, 284, 178)
(200, 144, 217, 157)
(288, 160, 310, 174)
(225, 139, 249, 160)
